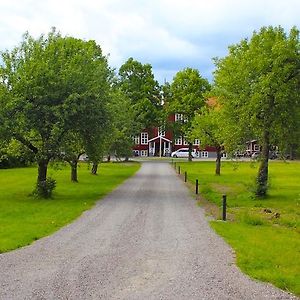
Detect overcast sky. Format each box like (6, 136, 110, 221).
(1, 0, 300, 83)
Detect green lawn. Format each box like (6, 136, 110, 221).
(175, 160, 300, 296)
(0, 162, 140, 253)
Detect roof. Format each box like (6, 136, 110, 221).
(148, 136, 172, 143)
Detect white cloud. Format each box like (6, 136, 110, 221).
(1, 0, 300, 82)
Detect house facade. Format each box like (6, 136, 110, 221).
(132, 113, 218, 158)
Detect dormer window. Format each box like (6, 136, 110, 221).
(158, 126, 165, 136)
(175, 113, 183, 122)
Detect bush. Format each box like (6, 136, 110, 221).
(34, 177, 56, 198)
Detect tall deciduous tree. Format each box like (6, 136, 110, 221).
(118, 58, 162, 133)
(167, 68, 210, 161)
(213, 26, 300, 197)
(0, 29, 111, 196)
(107, 88, 137, 161)
(192, 104, 224, 175)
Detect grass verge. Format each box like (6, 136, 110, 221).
(173, 160, 300, 296)
(0, 162, 140, 253)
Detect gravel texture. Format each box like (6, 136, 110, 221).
(0, 162, 297, 300)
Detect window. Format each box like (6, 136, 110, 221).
(183, 137, 188, 145)
(194, 139, 200, 145)
(158, 126, 165, 136)
(133, 150, 139, 157)
(175, 136, 182, 145)
(222, 152, 227, 158)
(254, 144, 260, 151)
(133, 135, 140, 144)
(140, 150, 148, 157)
(201, 151, 208, 158)
(141, 132, 148, 145)
(175, 113, 183, 122)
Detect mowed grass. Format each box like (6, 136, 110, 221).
(0, 162, 140, 253)
(175, 160, 300, 296)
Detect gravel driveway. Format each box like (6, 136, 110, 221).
(0, 162, 297, 300)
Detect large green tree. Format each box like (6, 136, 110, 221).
(0, 29, 111, 196)
(60, 92, 110, 181)
(214, 26, 300, 197)
(167, 68, 210, 161)
(192, 105, 224, 175)
(118, 58, 162, 133)
(107, 88, 137, 161)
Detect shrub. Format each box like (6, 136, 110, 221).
(34, 177, 56, 198)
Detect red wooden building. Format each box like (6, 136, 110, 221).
(132, 114, 218, 158)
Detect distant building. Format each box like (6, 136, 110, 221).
(132, 113, 218, 158)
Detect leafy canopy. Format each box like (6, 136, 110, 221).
(167, 68, 210, 141)
(118, 57, 162, 131)
(0, 28, 111, 162)
(213, 26, 300, 153)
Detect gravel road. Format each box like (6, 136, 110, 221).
(0, 162, 297, 300)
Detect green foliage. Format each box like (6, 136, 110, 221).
(239, 211, 265, 226)
(214, 26, 300, 152)
(107, 88, 137, 159)
(192, 106, 224, 146)
(34, 177, 56, 199)
(118, 57, 162, 131)
(0, 162, 140, 253)
(169, 68, 210, 119)
(0, 28, 112, 191)
(192, 106, 224, 173)
(213, 26, 300, 195)
(167, 68, 210, 147)
(0, 139, 34, 168)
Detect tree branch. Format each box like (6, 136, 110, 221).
(13, 134, 39, 154)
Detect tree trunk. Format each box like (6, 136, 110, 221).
(188, 142, 193, 162)
(70, 160, 78, 182)
(91, 163, 98, 175)
(37, 159, 49, 183)
(124, 156, 129, 162)
(107, 155, 111, 162)
(256, 131, 270, 197)
(215, 147, 222, 176)
(35, 158, 52, 198)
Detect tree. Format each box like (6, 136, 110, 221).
(118, 58, 162, 133)
(192, 104, 224, 175)
(0, 29, 111, 196)
(167, 68, 210, 161)
(107, 88, 137, 161)
(60, 92, 111, 180)
(0, 139, 34, 168)
(60, 132, 85, 182)
(213, 26, 300, 197)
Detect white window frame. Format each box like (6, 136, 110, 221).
(133, 150, 140, 156)
(175, 136, 182, 145)
(183, 137, 188, 145)
(158, 126, 165, 137)
(141, 132, 148, 145)
(175, 113, 183, 122)
(140, 150, 148, 157)
(194, 139, 200, 145)
(222, 152, 227, 158)
(254, 144, 260, 151)
(201, 151, 208, 158)
(133, 135, 140, 145)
